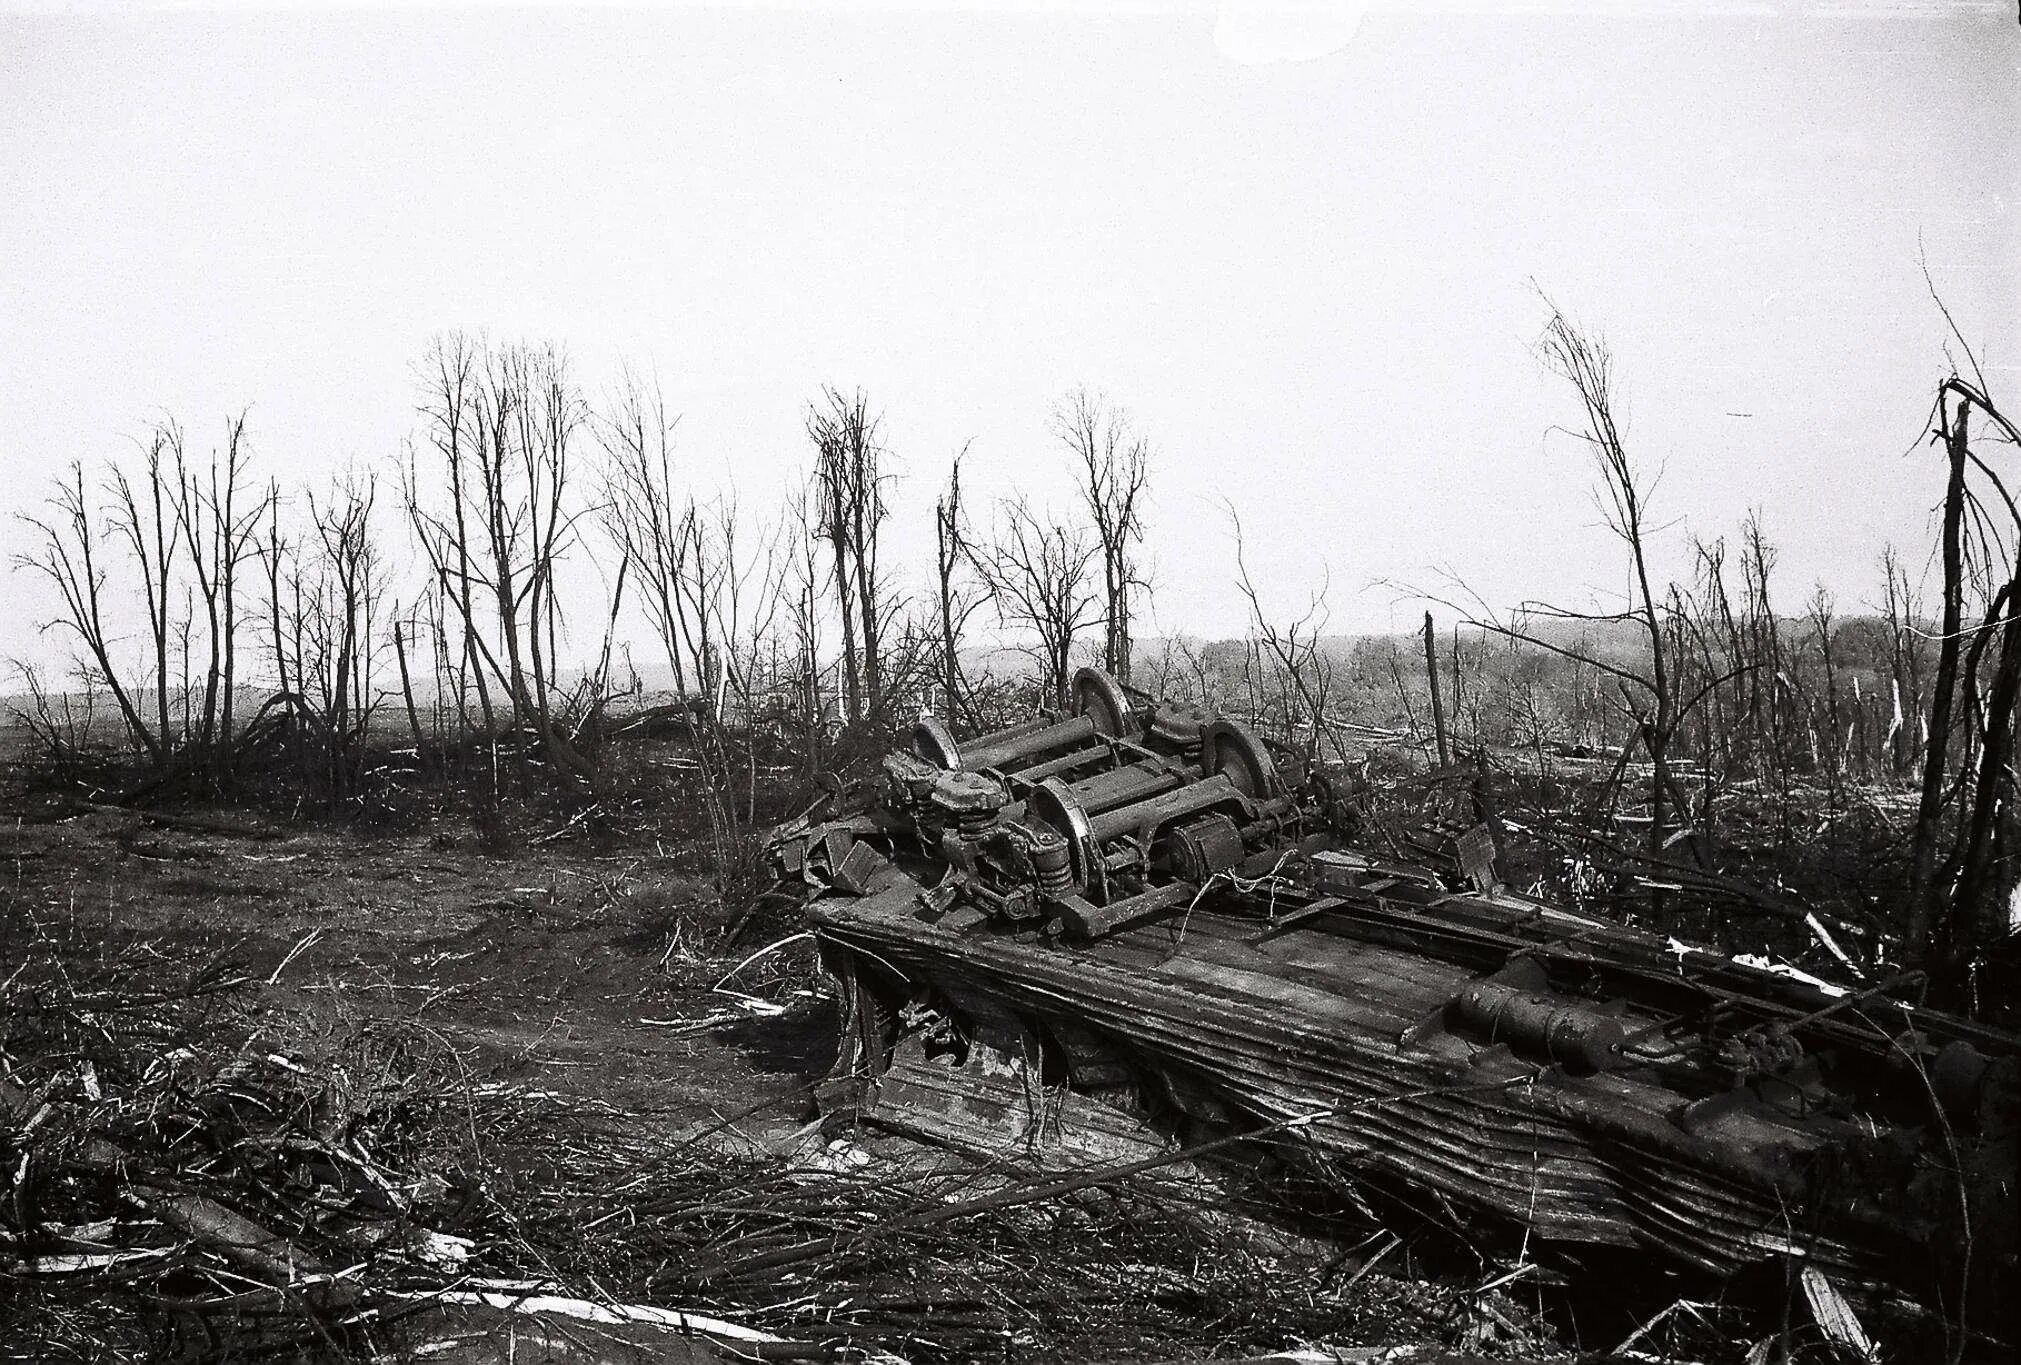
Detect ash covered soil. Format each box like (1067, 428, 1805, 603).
(0, 806, 838, 1140)
(0, 804, 835, 1130)
(2, 793, 1524, 1365)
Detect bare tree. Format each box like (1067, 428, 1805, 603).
(1396, 304, 1772, 887)
(14, 460, 164, 765)
(599, 369, 699, 697)
(666, 493, 795, 896)
(1805, 585, 1845, 799)
(17, 417, 271, 783)
(1056, 389, 1150, 682)
(1877, 543, 1925, 776)
(1906, 374, 2021, 992)
(783, 486, 829, 767)
(1736, 511, 1793, 795)
(406, 338, 602, 792)
(808, 388, 894, 723)
(172, 414, 269, 776)
(595, 370, 805, 885)
(1421, 306, 1713, 861)
(932, 449, 990, 724)
(690, 495, 792, 716)
(6, 660, 106, 782)
(1229, 506, 1345, 762)
(257, 473, 387, 801)
(983, 498, 1099, 708)
(108, 426, 182, 759)
(413, 334, 494, 737)
(1535, 306, 1680, 857)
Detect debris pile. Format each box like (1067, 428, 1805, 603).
(769, 668, 2021, 1354)
(0, 946, 1489, 1364)
(0, 956, 866, 1363)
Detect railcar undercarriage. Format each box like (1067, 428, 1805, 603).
(766, 669, 2018, 1320)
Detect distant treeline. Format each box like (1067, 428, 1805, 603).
(7, 317, 2016, 1000)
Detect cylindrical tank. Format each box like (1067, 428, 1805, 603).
(1454, 979, 1628, 1074)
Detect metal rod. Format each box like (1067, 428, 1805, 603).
(1088, 773, 1237, 844)
(1066, 762, 1183, 814)
(964, 714, 1098, 772)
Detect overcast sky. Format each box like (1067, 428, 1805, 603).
(2, 1, 2015, 678)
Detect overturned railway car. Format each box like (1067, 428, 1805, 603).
(767, 669, 2018, 1307)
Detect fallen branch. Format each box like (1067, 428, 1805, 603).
(0, 1073, 356, 1305)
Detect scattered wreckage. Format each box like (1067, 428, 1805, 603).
(767, 669, 2019, 1312)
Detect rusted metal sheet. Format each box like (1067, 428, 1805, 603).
(769, 668, 2020, 1302)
